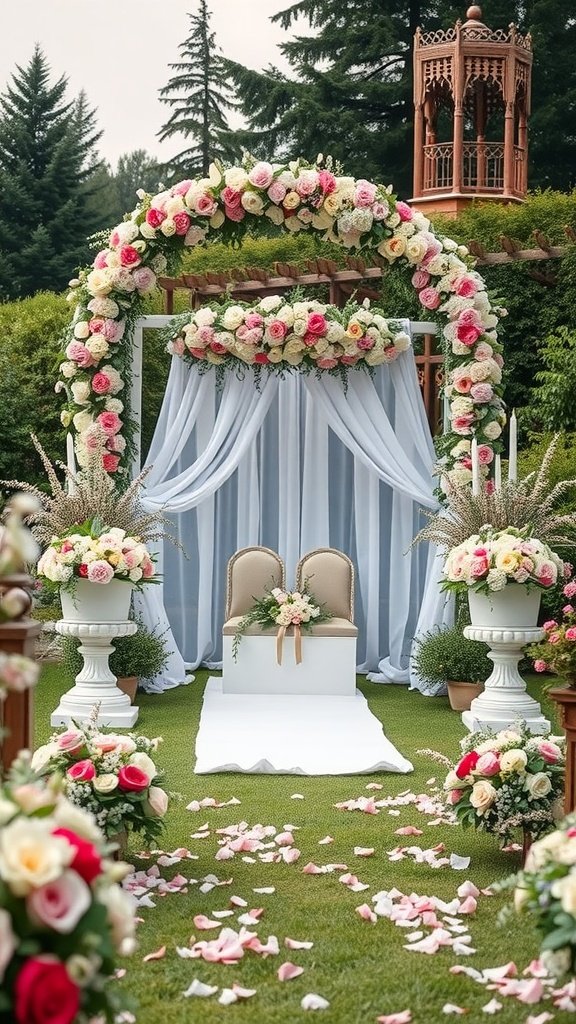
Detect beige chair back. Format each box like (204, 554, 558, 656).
(225, 547, 285, 619)
(295, 548, 355, 621)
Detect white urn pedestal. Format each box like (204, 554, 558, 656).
(51, 581, 139, 728)
(461, 624, 550, 735)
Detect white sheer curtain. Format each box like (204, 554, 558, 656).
(137, 340, 449, 694)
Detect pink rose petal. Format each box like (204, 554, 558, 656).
(458, 896, 478, 915)
(523, 960, 548, 979)
(481, 999, 502, 1014)
(482, 963, 518, 982)
(278, 961, 305, 981)
(285, 937, 314, 950)
(356, 903, 377, 922)
(377, 1011, 412, 1024)
(302, 862, 323, 874)
(395, 826, 423, 836)
(457, 881, 480, 899)
(143, 945, 166, 962)
(193, 915, 221, 930)
(231, 983, 256, 998)
(517, 979, 544, 1004)
(442, 1006, 468, 1015)
(366, 782, 383, 790)
(318, 836, 334, 845)
(281, 847, 301, 864)
(275, 831, 294, 846)
(526, 1015, 554, 1024)
(354, 847, 375, 857)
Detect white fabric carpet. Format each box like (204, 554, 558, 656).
(195, 677, 413, 775)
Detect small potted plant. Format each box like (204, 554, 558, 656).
(412, 623, 492, 709)
(60, 619, 170, 701)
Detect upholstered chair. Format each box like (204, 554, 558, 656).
(295, 548, 358, 639)
(222, 546, 285, 638)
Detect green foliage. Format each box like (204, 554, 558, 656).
(60, 619, 170, 680)
(0, 47, 103, 298)
(158, 1, 237, 178)
(531, 328, 576, 431)
(412, 624, 492, 685)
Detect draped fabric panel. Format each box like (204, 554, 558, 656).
(137, 339, 449, 695)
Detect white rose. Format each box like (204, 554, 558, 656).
(552, 875, 576, 915)
(469, 779, 497, 815)
(52, 799, 102, 844)
(405, 236, 428, 264)
(31, 742, 58, 773)
(443, 769, 463, 791)
(524, 771, 552, 801)
(70, 382, 91, 406)
(241, 190, 264, 215)
(160, 219, 176, 237)
(165, 196, 185, 218)
(194, 307, 216, 327)
(259, 295, 282, 313)
(224, 166, 249, 190)
(73, 321, 90, 340)
(0, 818, 73, 896)
(129, 751, 157, 779)
(0, 798, 18, 826)
(147, 786, 169, 817)
(0, 907, 16, 982)
(394, 332, 411, 352)
(86, 268, 114, 296)
(72, 410, 94, 433)
(85, 335, 109, 360)
(266, 205, 285, 226)
(483, 421, 502, 440)
(139, 222, 157, 240)
(99, 884, 137, 955)
(500, 748, 528, 774)
(93, 773, 119, 794)
(222, 305, 246, 330)
(60, 361, 78, 379)
(210, 208, 225, 229)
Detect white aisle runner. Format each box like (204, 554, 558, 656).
(195, 678, 413, 775)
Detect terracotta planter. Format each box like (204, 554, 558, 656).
(116, 676, 138, 703)
(468, 587, 541, 629)
(447, 679, 484, 711)
(60, 579, 133, 623)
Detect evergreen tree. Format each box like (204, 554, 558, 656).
(158, 1, 237, 178)
(226, 0, 575, 197)
(0, 48, 103, 298)
(114, 150, 162, 215)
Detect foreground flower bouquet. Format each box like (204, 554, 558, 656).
(0, 754, 136, 1024)
(511, 814, 576, 976)
(443, 724, 565, 845)
(442, 526, 564, 595)
(32, 718, 170, 847)
(232, 587, 331, 662)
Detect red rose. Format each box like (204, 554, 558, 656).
(67, 759, 96, 782)
(146, 208, 166, 228)
(455, 750, 480, 779)
(119, 245, 140, 268)
(52, 827, 102, 884)
(78, 563, 89, 577)
(15, 956, 80, 1024)
(306, 313, 327, 335)
(254, 352, 269, 364)
(118, 764, 150, 792)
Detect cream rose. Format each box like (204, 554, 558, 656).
(73, 320, 90, 340)
(469, 779, 497, 815)
(224, 167, 249, 190)
(283, 190, 301, 210)
(553, 875, 576, 915)
(241, 191, 264, 215)
(222, 305, 246, 331)
(266, 205, 285, 226)
(0, 818, 73, 896)
(524, 771, 552, 801)
(444, 769, 464, 791)
(93, 773, 119, 794)
(129, 751, 157, 779)
(148, 786, 169, 817)
(99, 885, 137, 955)
(377, 236, 407, 260)
(500, 748, 528, 773)
(31, 741, 59, 773)
(0, 798, 17, 826)
(53, 799, 102, 844)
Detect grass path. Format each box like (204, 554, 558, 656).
(35, 667, 568, 1024)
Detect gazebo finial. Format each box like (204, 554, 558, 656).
(466, 4, 483, 20)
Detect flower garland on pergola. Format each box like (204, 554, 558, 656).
(59, 157, 506, 485)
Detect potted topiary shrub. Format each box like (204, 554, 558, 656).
(412, 623, 492, 710)
(60, 618, 169, 702)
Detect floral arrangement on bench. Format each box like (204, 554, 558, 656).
(233, 587, 331, 664)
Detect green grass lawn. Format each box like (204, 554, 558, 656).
(35, 667, 569, 1024)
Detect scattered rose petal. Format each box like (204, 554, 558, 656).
(193, 915, 221, 930)
(482, 999, 503, 1014)
(377, 1011, 412, 1024)
(281, 847, 301, 864)
(285, 937, 314, 950)
(218, 989, 238, 1005)
(354, 847, 375, 857)
(230, 895, 248, 907)
(449, 965, 484, 982)
(526, 1014, 554, 1024)
(143, 946, 166, 962)
(395, 826, 423, 836)
(442, 1006, 468, 1015)
(366, 782, 383, 790)
(458, 897, 478, 915)
(356, 903, 377, 922)
(482, 964, 517, 982)
(523, 960, 548, 979)
(237, 912, 262, 926)
(517, 979, 544, 1004)
(182, 978, 219, 998)
(303, 862, 324, 875)
(450, 854, 471, 870)
(291, 793, 305, 799)
(231, 983, 256, 998)
(318, 836, 334, 845)
(278, 961, 305, 981)
(457, 881, 480, 899)
(253, 887, 275, 894)
(212, 910, 235, 919)
(301, 993, 330, 1011)
(275, 831, 295, 846)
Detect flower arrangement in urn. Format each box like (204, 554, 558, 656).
(32, 715, 170, 847)
(442, 724, 565, 844)
(0, 752, 136, 1024)
(442, 526, 564, 595)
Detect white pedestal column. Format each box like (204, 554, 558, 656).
(51, 620, 139, 728)
(461, 625, 550, 735)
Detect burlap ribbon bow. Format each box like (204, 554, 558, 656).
(276, 624, 303, 665)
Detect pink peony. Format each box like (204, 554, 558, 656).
(97, 411, 121, 436)
(93, 250, 109, 269)
(306, 313, 328, 335)
(543, 620, 558, 632)
(538, 740, 562, 763)
(354, 180, 377, 207)
(477, 444, 494, 465)
(27, 870, 91, 934)
(395, 201, 413, 221)
(318, 170, 337, 194)
(357, 336, 375, 350)
(537, 562, 557, 588)
(86, 560, 115, 584)
(142, 559, 155, 579)
(458, 308, 484, 329)
(563, 604, 575, 615)
(173, 211, 191, 235)
(119, 245, 140, 268)
(470, 382, 494, 403)
(475, 752, 500, 776)
(453, 375, 472, 394)
(172, 178, 193, 196)
(221, 186, 242, 208)
(457, 323, 483, 346)
(470, 555, 489, 578)
(371, 201, 389, 220)
(102, 453, 120, 473)
(267, 320, 288, 341)
(533, 659, 548, 673)
(341, 354, 360, 365)
(566, 627, 576, 641)
(418, 287, 441, 310)
(132, 266, 157, 293)
(195, 193, 217, 217)
(548, 632, 561, 644)
(411, 270, 430, 289)
(452, 414, 476, 434)
(146, 207, 165, 228)
(225, 204, 245, 223)
(564, 581, 576, 598)
(196, 325, 215, 345)
(91, 372, 112, 394)
(248, 162, 274, 189)
(267, 180, 287, 204)
(66, 341, 94, 367)
(454, 275, 478, 298)
(102, 318, 125, 343)
(67, 759, 96, 782)
(245, 312, 264, 329)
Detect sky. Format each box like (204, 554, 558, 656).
(0, 0, 304, 168)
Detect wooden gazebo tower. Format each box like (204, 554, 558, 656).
(411, 5, 533, 217)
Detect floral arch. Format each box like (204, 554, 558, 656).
(59, 157, 506, 485)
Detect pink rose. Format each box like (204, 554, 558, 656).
(146, 207, 165, 228)
(244, 327, 263, 345)
(564, 581, 576, 598)
(142, 559, 155, 579)
(245, 312, 264, 329)
(173, 211, 191, 235)
(421, 239, 442, 266)
(533, 659, 548, 673)
(538, 740, 562, 763)
(453, 375, 472, 394)
(148, 786, 169, 817)
(118, 764, 150, 792)
(549, 632, 561, 644)
(306, 313, 328, 335)
(543, 620, 558, 632)
(86, 560, 115, 584)
(537, 562, 557, 588)
(457, 323, 483, 346)
(91, 372, 112, 394)
(295, 170, 319, 196)
(474, 342, 493, 361)
(15, 957, 80, 1024)
(318, 170, 336, 194)
(67, 759, 96, 782)
(357, 336, 375, 350)
(119, 245, 140, 268)
(267, 320, 287, 341)
(470, 555, 489, 578)
(132, 267, 157, 293)
(27, 871, 91, 934)
(564, 604, 575, 615)
(452, 414, 476, 434)
(419, 287, 441, 310)
(475, 752, 500, 776)
(195, 193, 217, 217)
(477, 444, 494, 465)
(225, 204, 245, 223)
(564, 563, 574, 578)
(267, 180, 287, 204)
(341, 354, 359, 365)
(458, 308, 483, 330)
(56, 730, 85, 757)
(395, 201, 413, 221)
(494, 353, 504, 367)
(470, 383, 494, 403)
(93, 250, 109, 269)
(172, 178, 192, 196)
(66, 341, 93, 367)
(447, 789, 464, 805)
(102, 453, 120, 473)
(411, 270, 430, 289)
(221, 186, 242, 208)
(371, 201, 389, 220)
(316, 357, 339, 369)
(303, 331, 318, 347)
(254, 352, 269, 364)
(454, 275, 478, 298)
(473, 547, 488, 557)
(102, 319, 125, 343)
(97, 411, 121, 436)
(566, 627, 576, 641)
(354, 179, 377, 207)
(248, 162, 274, 189)
(196, 325, 215, 345)
(88, 317, 105, 334)
(210, 341, 227, 355)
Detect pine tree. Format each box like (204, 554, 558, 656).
(158, 1, 237, 178)
(114, 150, 162, 215)
(0, 48, 103, 299)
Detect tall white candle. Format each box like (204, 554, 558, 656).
(508, 410, 518, 482)
(66, 433, 77, 495)
(494, 453, 502, 492)
(471, 437, 481, 496)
